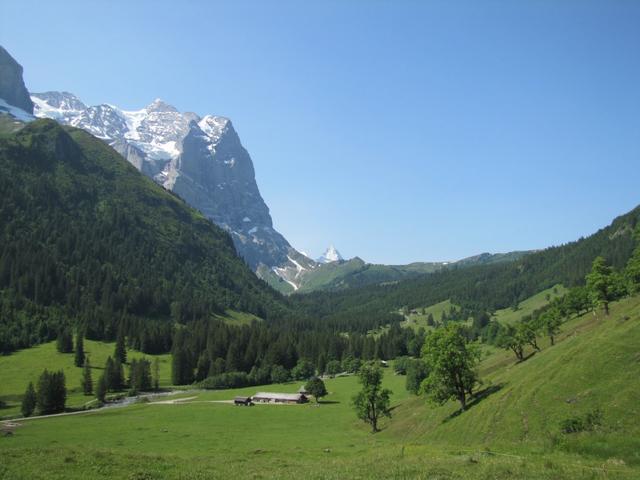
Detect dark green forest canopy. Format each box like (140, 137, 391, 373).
(0, 119, 290, 352)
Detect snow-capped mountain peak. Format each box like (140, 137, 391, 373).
(198, 115, 229, 146)
(317, 245, 343, 264)
(32, 91, 86, 123)
(145, 98, 178, 113)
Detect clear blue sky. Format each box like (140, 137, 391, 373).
(2, 0, 639, 264)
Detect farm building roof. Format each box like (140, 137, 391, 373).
(253, 392, 306, 401)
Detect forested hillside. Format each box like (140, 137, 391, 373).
(0, 119, 289, 353)
(291, 205, 640, 328)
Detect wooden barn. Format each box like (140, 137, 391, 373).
(252, 392, 308, 404)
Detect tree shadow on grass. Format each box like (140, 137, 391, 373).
(442, 383, 505, 423)
(517, 351, 538, 364)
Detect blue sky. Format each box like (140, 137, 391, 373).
(2, 0, 639, 264)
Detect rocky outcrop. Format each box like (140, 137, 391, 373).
(0, 46, 34, 114)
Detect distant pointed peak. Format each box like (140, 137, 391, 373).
(317, 245, 343, 264)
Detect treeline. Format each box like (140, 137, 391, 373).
(170, 318, 425, 388)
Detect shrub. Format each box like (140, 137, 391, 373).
(560, 408, 603, 434)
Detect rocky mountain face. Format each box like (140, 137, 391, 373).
(30, 91, 316, 278)
(0, 46, 34, 114)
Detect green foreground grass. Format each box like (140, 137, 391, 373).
(1, 295, 639, 479)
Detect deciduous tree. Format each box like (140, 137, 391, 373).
(305, 377, 328, 403)
(352, 362, 392, 433)
(586, 257, 614, 315)
(421, 324, 480, 411)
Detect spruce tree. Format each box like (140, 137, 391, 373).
(74, 333, 85, 367)
(81, 358, 93, 395)
(104, 356, 123, 391)
(115, 328, 127, 364)
(36, 369, 66, 414)
(56, 329, 73, 353)
(96, 373, 108, 403)
(21, 382, 37, 417)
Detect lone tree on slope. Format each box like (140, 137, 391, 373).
(421, 324, 480, 411)
(352, 362, 392, 433)
(305, 377, 328, 403)
(586, 256, 615, 315)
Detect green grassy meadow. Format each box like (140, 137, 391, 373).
(0, 340, 171, 417)
(491, 284, 567, 325)
(1, 295, 639, 479)
(401, 299, 460, 331)
(214, 309, 263, 326)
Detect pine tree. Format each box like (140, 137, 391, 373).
(81, 358, 93, 395)
(115, 328, 127, 364)
(36, 369, 66, 414)
(21, 382, 37, 417)
(96, 373, 108, 403)
(74, 333, 85, 367)
(56, 329, 73, 353)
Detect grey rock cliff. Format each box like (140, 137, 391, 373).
(0, 46, 34, 113)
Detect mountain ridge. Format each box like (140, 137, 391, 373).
(30, 90, 317, 280)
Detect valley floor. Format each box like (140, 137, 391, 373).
(1, 296, 640, 479)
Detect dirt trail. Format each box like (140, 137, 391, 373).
(1, 390, 195, 424)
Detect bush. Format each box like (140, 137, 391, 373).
(393, 356, 411, 375)
(560, 408, 603, 434)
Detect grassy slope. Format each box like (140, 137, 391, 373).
(401, 299, 458, 331)
(492, 284, 567, 325)
(388, 294, 640, 464)
(214, 309, 263, 326)
(1, 296, 639, 478)
(0, 340, 171, 417)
